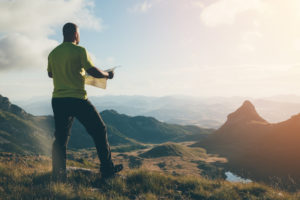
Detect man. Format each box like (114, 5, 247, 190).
(47, 22, 123, 181)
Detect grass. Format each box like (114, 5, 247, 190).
(111, 144, 148, 153)
(0, 153, 299, 199)
(139, 143, 206, 158)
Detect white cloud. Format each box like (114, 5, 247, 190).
(0, 34, 58, 70)
(129, 1, 152, 13)
(200, 0, 263, 27)
(293, 38, 300, 51)
(194, 0, 300, 66)
(0, 0, 102, 71)
(191, 0, 204, 9)
(238, 31, 262, 52)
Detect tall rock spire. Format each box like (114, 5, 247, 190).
(224, 100, 267, 126)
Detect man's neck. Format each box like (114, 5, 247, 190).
(63, 40, 76, 44)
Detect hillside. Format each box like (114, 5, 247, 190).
(101, 109, 212, 144)
(0, 95, 53, 154)
(0, 95, 137, 154)
(0, 95, 212, 155)
(193, 100, 300, 189)
(0, 152, 298, 200)
(140, 143, 199, 158)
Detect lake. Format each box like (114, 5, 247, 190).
(225, 171, 252, 183)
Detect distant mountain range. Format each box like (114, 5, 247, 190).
(194, 100, 300, 186)
(15, 95, 300, 128)
(0, 94, 211, 155)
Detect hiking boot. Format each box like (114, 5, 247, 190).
(52, 170, 67, 182)
(101, 164, 123, 179)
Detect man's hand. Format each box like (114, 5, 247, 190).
(86, 67, 115, 79)
(108, 71, 114, 79)
(87, 67, 110, 79)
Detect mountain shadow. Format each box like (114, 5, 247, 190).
(193, 100, 300, 189)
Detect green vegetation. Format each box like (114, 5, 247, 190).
(0, 109, 53, 155)
(0, 153, 298, 200)
(111, 144, 148, 153)
(2, 95, 300, 198)
(139, 143, 206, 158)
(0, 95, 212, 155)
(101, 110, 212, 143)
(193, 160, 227, 180)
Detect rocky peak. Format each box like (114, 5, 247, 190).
(225, 100, 267, 125)
(0, 95, 30, 118)
(0, 95, 11, 110)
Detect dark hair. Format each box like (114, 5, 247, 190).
(63, 22, 77, 41)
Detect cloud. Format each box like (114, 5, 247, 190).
(0, 0, 102, 71)
(193, 0, 300, 65)
(238, 31, 262, 52)
(200, 0, 263, 27)
(0, 33, 58, 71)
(129, 1, 152, 13)
(191, 0, 204, 9)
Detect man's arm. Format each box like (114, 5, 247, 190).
(86, 67, 114, 79)
(48, 71, 53, 78)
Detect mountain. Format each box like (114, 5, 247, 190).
(16, 95, 300, 129)
(0, 95, 53, 154)
(16, 95, 225, 128)
(0, 95, 212, 155)
(193, 100, 300, 186)
(100, 110, 212, 144)
(69, 109, 212, 149)
(0, 95, 31, 118)
(223, 100, 267, 124)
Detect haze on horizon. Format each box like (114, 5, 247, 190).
(1, 0, 300, 101)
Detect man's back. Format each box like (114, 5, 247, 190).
(47, 42, 93, 100)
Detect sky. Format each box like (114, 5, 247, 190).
(1, 0, 300, 101)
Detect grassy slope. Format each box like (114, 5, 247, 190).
(0, 107, 211, 154)
(101, 110, 212, 144)
(0, 110, 53, 154)
(0, 153, 298, 200)
(139, 143, 205, 158)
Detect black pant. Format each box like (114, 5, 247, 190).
(51, 97, 113, 175)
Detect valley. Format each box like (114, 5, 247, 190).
(2, 94, 300, 199)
